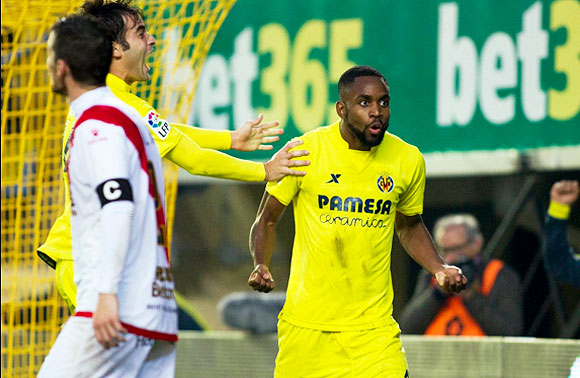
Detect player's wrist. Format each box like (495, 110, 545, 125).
(263, 162, 271, 181)
(230, 130, 240, 150)
(548, 200, 571, 220)
(432, 263, 449, 277)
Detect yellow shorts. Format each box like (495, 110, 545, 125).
(55, 259, 77, 313)
(275, 319, 409, 378)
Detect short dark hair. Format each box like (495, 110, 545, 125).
(51, 14, 112, 86)
(338, 65, 388, 100)
(79, 0, 144, 50)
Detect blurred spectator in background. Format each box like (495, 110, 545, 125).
(400, 214, 524, 336)
(218, 292, 285, 334)
(543, 180, 580, 288)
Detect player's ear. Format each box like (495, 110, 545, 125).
(112, 42, 123, 58)
(55, 59, 68, 78)
(336, 101, 346, 119)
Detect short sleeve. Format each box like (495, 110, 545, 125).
(266, 176, 301, 206)
(115, 91, 181, 157)
(265, 136, 310, 205)
(397, 149, 426, 216)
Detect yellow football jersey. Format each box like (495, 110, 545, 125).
(267, 122, 425, 331)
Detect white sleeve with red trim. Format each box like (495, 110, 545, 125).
(74, 120, 135, 294)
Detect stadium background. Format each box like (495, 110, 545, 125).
(1, 0, 579, 377)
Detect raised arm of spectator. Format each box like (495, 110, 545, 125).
(544, 180, 580, 288)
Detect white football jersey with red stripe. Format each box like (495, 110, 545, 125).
(67, 86, 177, 341)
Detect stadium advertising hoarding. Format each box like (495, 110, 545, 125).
(162, 0, 579, 178)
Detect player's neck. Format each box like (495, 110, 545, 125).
(109, 63, 135, 86)
(66, 80, 103, 103)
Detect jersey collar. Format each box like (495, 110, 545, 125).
(106, 73, 132, 94)
(69, 86, 112, 118)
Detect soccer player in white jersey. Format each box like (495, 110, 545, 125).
(248, 66, 468, 377)
(38, 14, 177, 377)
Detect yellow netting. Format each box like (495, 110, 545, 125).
(1, 0, 236, 376)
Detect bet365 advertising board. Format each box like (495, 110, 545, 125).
(165, 0, 579, 176)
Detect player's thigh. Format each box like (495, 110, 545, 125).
(343, 324, 408, 378)
(55, 259, 77, 312)
(38, 317, 152, 378)
(274, 320, 349, 378)
(137, 340, 176, 378)
(38, 317, 92, 378)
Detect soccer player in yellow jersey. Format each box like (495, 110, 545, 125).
(37, 0, 310, 314)
(248, 66, 467, 377)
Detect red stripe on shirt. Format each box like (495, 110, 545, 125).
(74, 311, 178, 342)
(73, 105, 170, 262)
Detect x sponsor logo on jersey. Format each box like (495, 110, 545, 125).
(326, 173, 341, 184)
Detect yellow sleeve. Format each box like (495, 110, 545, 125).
(37, 204, 74, 263)
(38, 111, 76, 264)
(109, 83, 181, 157)
(165, 133, 266, 181)
(266, 177, 301, 206)
(397, 148, 426, 216)
(173, 123, 232, 150)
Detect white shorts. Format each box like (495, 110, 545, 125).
(38, 316, 176, 378)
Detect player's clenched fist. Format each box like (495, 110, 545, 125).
(248, 264, 275, 293)
(434, 265, 468, 293)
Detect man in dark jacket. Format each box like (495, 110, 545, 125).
(400, 214, 524, 336)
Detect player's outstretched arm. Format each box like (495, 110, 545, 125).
(173, 114, 282, 152)
(248, 192, 287, 293)
(165, 135, 310, 182)
(395, 213, 467, 294)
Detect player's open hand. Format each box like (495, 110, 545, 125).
(264, 140, 310, 181)
(248, 264, 275, 293)
(231, 113, 283, 151)
(434, 265, 468, 293)
(93, 293, 127, 349)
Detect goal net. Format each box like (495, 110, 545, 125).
(0, 0, 235, 376)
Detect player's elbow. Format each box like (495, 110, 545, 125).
(257, 214, 280, 230)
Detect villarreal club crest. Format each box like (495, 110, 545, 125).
(377, 175, 395, 193)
